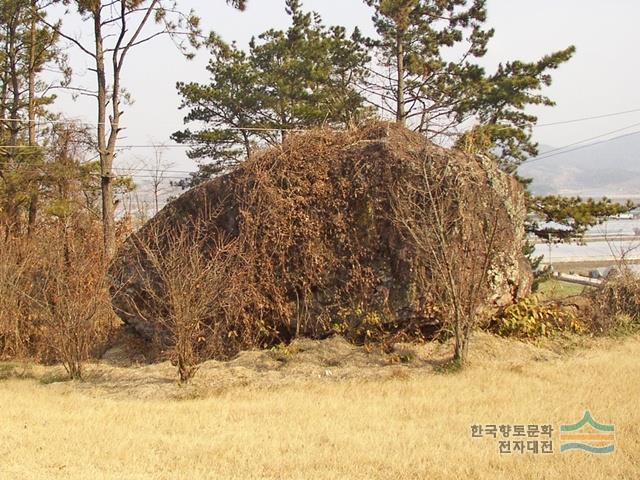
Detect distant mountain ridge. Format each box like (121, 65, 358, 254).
(518, 132, 640, 200)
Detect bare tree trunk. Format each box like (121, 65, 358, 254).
(34, 0, 226, 258)
(153, 183, 159, 215)
(6, 14, 22, 236)
(395, 31, 405, 125)
(280, 110, 288, 142)
(93, 8, 117, 261)
(242, 131, 252, 160)
(27, 5, 38, 235)
(453, 316, 472, 364)
(8, 21, 20, 152)
(0, 47, 7, 141)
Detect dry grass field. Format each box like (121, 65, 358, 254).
(0, 333, 639, 479)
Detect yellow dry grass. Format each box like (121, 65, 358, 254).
(1, 333, 639, 479)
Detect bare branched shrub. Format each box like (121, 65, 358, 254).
(392, 155, 510, 364)
(0, 222, 116, 377)
(0, 120, 120, 370)
(132, 223, 236, 382)
(588, 234, 640, 334)
(589, 268, 640, 334)
(0, 238, 37, 358)
(39, 253, 107, 378)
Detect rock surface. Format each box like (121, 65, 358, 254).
(110, 124, 532, 351)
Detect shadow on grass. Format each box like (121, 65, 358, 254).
(432, 357, 463, 375)
(0, 362, 34, 381)
(39, 373, 72, 385)
(0, 362, 71, 384)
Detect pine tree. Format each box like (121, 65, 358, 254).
(173, 0, 370, 187)
(363, 0, 493, 131)
(0, 0, 67, 237)
(172, 36, 262, 183)
(458, 49, 576, 173)
(364, 0, 575, 173)
(251, 0, 370, 134)
(362, 0, 629, 278)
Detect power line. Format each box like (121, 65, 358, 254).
(0, 144, 208, 150)
(0, 164, 194, 180)
(0, 137, 287, 150)
(0, 155, 204, 177)
(0, 117, 103, 127)
(0, 144, 194, 149)
(112, 166, 194, 174)
(0, 164, 197, 181)
(4, 105, 640, 175)
(522, 120, 640, 163)
(532, 107, 640, 128)
(0, 105, 638, 148)
(2, 105, 640, 131)
(523, 129, 640, 165)
(0, 116, 307, 133)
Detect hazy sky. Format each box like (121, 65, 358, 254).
(53, 0, 640, 176)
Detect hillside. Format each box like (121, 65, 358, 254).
(518, 132, 640, 199)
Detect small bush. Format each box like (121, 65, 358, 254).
(133, 223, 238, 383)
(588, 270, 640, 334)
(36, 239, 112, 380)
(492, 295, 584, 338)
(0, 239, 37, 358)
(0, 224, 117, 378)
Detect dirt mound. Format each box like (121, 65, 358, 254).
(22, 331, 574, 401)
(110, 123, 531, 357)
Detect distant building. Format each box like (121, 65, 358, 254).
(611, 213, 634, 220)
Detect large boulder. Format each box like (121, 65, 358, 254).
(110, 124, 532, 354)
